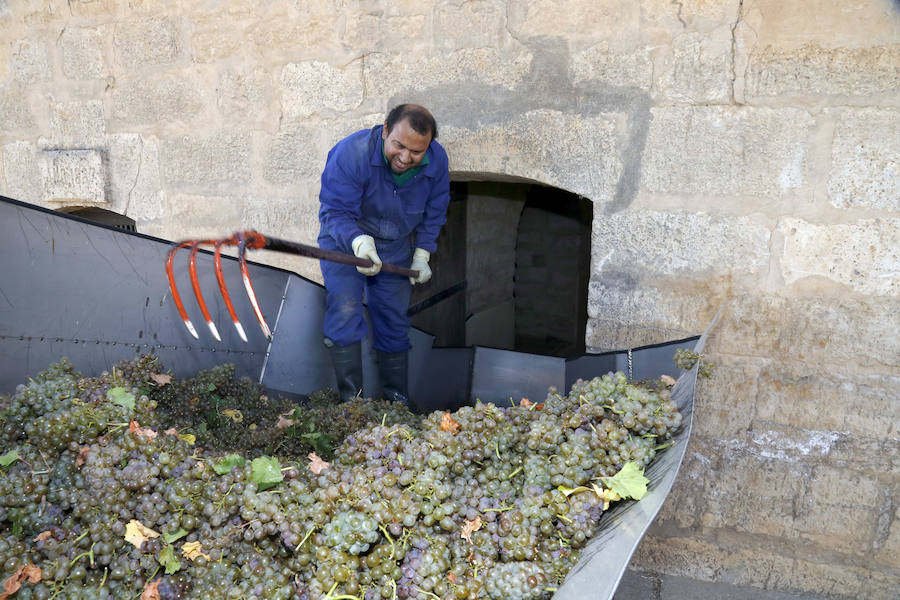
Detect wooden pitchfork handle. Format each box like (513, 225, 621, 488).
(260, 235, 419, 278)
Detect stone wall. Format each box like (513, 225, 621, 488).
(1, 1, 898, 597)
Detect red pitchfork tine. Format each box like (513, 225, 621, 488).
(166, 230, 419, 343)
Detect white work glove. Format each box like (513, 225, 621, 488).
(351, 234, 382, 276)
(409, 248, 432, 285)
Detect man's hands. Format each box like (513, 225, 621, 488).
(409, 248, 432, 285)
(351, 235, 382, 275)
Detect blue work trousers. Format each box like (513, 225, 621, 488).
(320, 239, 413, 353)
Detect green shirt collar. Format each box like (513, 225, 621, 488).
(382, 139, 429, 186)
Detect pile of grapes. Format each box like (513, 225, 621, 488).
(0, 354, 682, 600)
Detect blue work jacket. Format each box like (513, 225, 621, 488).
(317, 125, 450, 256)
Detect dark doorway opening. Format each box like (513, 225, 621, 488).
(409, 180, 592, 358)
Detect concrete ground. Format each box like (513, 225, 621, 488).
(612, 569, 842, 600)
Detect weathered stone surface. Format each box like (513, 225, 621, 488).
(153, 193, 244, 240)
(443, 110, 623, 201)
(716, 293, 900, 370)
(570, 42, 653, 90)
(692, 355, 760, 438)
(591, 209, 770, 279)
(363, 48, 532, 96)
(190, 16, 244, 64)
(107, 133, 163, 220)
(744, 43, 900, 100)
(11, 38, 50, 82)
(640, 0, 743, 32)
(59, 25, 108, 79)
(657, 28, 733, 103)
(113, 17, 181, 69)
(827, 108, 900, 211)
(0, 141, 40, 205)
(263, 125, 324, 185)
(755, 366, 900, 440)
(280, 60, 364, 121)
(778, 217, 899, 297)
(508, 0, 638, 41)
(585, 280, 720, 350)
(161, 133, 251, 188)
(109, 72, 205, 127)
(643, 106, 812, 197)
(38, 149, 106, 204)
(40, 100, 107, 149)
(217, 66, 274, 126)
(0, 84, 36, 130)
(740, 0, 900, 47)
(344, 13, 426, 51)
(636, 535, 896, 599)
(435, 1, 506, 50)
(245, 6, 340, 57)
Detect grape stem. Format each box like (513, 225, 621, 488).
(377, 523, 396, 559)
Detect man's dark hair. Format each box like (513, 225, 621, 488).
(385, 104, 438, 140)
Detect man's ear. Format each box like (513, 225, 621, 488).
(382, 124, 388, 140)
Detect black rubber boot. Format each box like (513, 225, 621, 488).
(326, 340, 363, 402)
(375, 350, 410, 407)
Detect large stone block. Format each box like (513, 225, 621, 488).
(692, 355, 761, 439)
(263, 125, 324, 185)
(827, 108, 900, 211)
(585, 280, 720, 350)
(38, 149, 106, 204)
(0, 142, 40, 205)
(508, 0, 638, 41)
(716, 293, 900, 370)
(109, 72, 205, 127)
(778, 217, 899, 297)
(40, 100, 107, 150)
(59, 25, 108, 80)
(245, 7, 340, 58)
(435, 1, 506, 51)
(755, 366, 900, 440)
(639, 0, 743, 32)
(107, 133, 163, 220)
(590, 209, 770, 280)
(190, 16, 244, 64)
(161, 133, 251, 188)
(344, 13, 426, 51)
(656, 28, 733, 104)
(744, 43, 900, 100)
(362, 48, 532, 97)
(443, 110, 624, 202)
(113, 17, 181, 69)
(11, 38, 50, 83)
(280, 60, 364, 121)
(642, 106, 813, 198)
(0, 83, 36, 131)
(217, 66, 274, 126)
(570, 42, 653, 90)
(690, 439, 809, 539)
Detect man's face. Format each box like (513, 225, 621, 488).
(382, 119, 431, 174)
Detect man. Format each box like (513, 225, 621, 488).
(317, 104, 450, 406)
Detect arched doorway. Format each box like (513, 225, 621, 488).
(409, 179, 592, 358)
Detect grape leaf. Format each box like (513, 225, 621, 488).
(0, 564, 41, 600)
(182, 541, 210, 561)
(440, 412, 460, 434)
(107, 387, 135, 409)
(140, 579, 160, 600)
(0, 450, 19, 467)
(129, 421, 157, 440)
(250, 456, 283, 491)
(460, 516, 482, 544)
(307, 452, 330, 475)
(125, 519, 160, 548)
(212, 454, 246, 475)
(157, 544, 181, 574)
(149, 373, 172, 386)
(221, 409, 243, 423)
(601, 462, 649, 500)
(163, 528, 188, 544)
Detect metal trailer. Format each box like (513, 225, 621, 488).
(0, 195, 709, 599)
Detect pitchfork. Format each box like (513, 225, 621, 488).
(165, 231, 419, 342)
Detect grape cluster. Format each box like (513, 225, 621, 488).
(0, 355, 683, 599)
